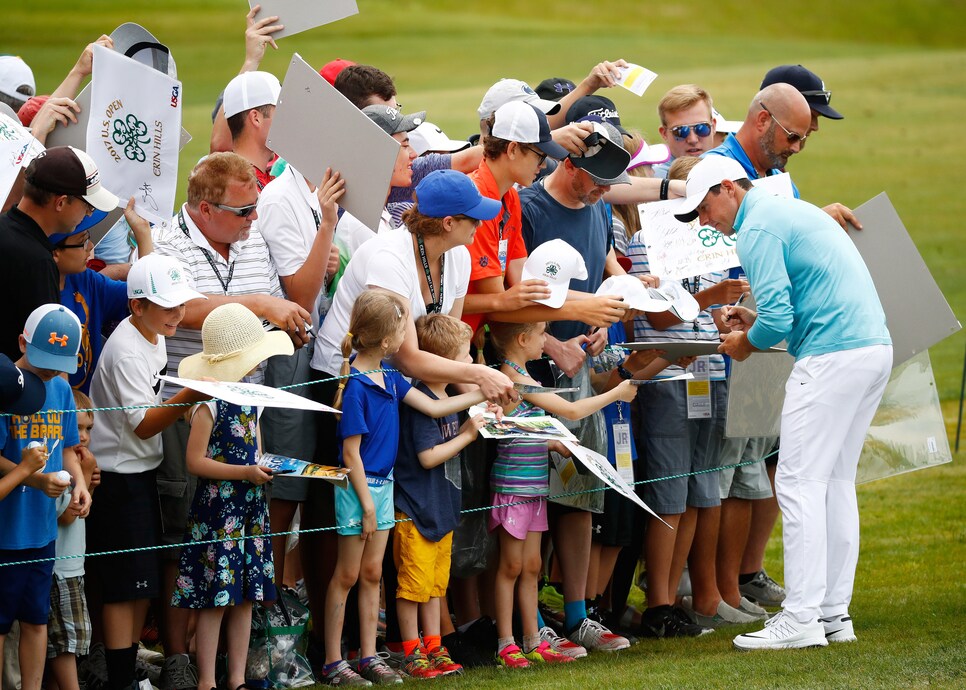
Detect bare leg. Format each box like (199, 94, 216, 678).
(644, 513, 682, 608)
(162, 562, 191, 655)
(396, 598, 419, 644)
(717, 497, 752, 607)
(668, 509, 697, 605)
(193, 608, 226, 690)
(419, 598, 442, 639)
(50, 653, 81, 690)
(688, 505, 723, 615)
(323, 535, 365, 664)
(18, 623, 47, 690)
(494, 528, 524, 641)
(269, 499, 299, 594)
(551, 511, 592, 610)
(517, 532, 543, 639)
(741, 463, 780, 575)
(357, 531, 390, 660)
(224, 603, 253, 690)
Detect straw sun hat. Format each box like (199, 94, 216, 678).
(178, 303, 293, 382)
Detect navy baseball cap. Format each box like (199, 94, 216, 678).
(565, 95, 629, 136)
(415, 169, 502, 221)
(0, 353, 45, 415)
(760, 65, 843, 120)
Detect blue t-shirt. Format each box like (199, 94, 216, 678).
(519, 180, 610, 342)
(705, 135, 801, 198)
(736, 187, 891, 358)
(394, 382, 462, 541)
(61, 269, 130, 394)
(0, 375, 79, 549)
(338, 363, 413, 479)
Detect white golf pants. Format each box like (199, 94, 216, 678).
(776, 344, 892, 624)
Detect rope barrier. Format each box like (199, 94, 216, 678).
(0, 448, 776, 568)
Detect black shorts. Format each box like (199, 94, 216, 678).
(86, 470, 161, 602)
(592, 487, 636, 547)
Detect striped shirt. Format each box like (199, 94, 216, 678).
(625, 230, 727, 381)
(491, 405, 550, 497)
(152, 205, 284, 393)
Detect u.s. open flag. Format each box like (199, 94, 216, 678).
(87, 44, 182, 226)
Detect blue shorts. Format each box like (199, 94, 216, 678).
(0, 540, 56, 632)
(335, 478, 395, 536)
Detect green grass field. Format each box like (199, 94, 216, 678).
(4, 2, 964, 686)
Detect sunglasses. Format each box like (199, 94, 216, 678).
(209, 200, 258, 218)
(800, 89, 832, 105)
(669, 122, 712, 140)
(760, 103, 808, 145)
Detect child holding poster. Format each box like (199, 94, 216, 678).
(170, 303, 294, 690)
(321, 290, 490, 687)
(486, 321, 638, 668)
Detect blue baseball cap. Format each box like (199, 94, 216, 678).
(414, 169, 502, 221)
(0, 353, 45, 415)
(22, 304, 82, 374)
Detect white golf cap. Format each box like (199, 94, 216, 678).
(672, 155, 749, 223)
(409, 121, 471, 156)
(0, 56, 35, 106)
(652, 279, 700, 321)
(712, 108, 742, 134)
(127, 254, 207, 308)
(596, 275, 671, 312)
(521, 239, 588, 309)
(223, 71, 281, 118)
(477, 78, 561, 120)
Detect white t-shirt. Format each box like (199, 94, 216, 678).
(89, 317, 168, 473)
(312, 228, 471, 374)
(333, 208, 393, 257)
(258, 165, 327, 331)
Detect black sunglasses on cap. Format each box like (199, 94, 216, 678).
(800, 89, 832, 105)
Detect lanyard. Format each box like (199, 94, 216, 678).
(681, 275, 701, 295)
(179, 211, 234, 293)
(416, 233, 444, 314)
(497, 199, 510, 241)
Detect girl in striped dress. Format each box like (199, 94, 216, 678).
(487, 321, 638, 668)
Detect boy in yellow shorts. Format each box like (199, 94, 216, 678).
(393, 314, 485, 678)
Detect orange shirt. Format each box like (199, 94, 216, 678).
(463, 159, 528, 333)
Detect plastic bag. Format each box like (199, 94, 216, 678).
(246, 591, 315, 688)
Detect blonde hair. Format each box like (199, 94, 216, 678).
(487, 321, 544, 361)
(657, 84, 713, 126)
(72, 389, 93, 415)
(186, 152, 257, 208)
(415, 313, 472, 360)
(611, 131, 655, 240)
(332, 290, 408, 409)
(668, 156, 701, 181)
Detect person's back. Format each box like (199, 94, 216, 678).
(736, 190, 889, 357)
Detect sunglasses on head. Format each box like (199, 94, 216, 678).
(800, 89, 832, 105)
(669, 122, 713, 140)
(209, 201, 258, 218)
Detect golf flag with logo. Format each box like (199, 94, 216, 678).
(0, 112, 44, 204)
(87, 44, 182, 226)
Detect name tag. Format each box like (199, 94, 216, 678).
(686, 356, 712, 419)
(613, 421, 633, 485)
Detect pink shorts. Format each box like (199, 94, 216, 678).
(488, 493, 548, 540)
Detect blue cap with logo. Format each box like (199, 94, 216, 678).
(22, 304, 82, 374)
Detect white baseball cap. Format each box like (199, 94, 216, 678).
(491, 101, 568, 160)
(652, 279, 700, 321)
(127, 254, 207, 308)
(0, 56, 35, 107)
(223, 71, 281, 118)
(672, 156, 749, 223)
(712, 108, 742, 134)
(409, 121, 471, 156)
(478, 78, 561, 120)
(521, 239, 588, 309)
(596, 275, 671, 312)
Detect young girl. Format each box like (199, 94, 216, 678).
(322, 290, 491, 687)
(171, 303, 295, 690)
(487, 320, 638, 669)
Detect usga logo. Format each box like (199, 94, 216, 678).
(170, 86, 180, 109)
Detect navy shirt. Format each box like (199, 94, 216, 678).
(394, 383, 462, 541)
(519, 180, 610, 342)
(338, 362, 412, 478)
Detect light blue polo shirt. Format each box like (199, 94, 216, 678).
(735, 187, 891, 359)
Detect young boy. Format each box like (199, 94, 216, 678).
(0, 304, 88, 690)
(86, 254, 206, 690)
(47, 389, 100, 690)
(393, 314, 485, 678)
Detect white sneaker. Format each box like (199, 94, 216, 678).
(680, 596, 760, 628)
(539, 626, 587, 658)
(819, 614, 857, 643)
(733, 611, 828, 650)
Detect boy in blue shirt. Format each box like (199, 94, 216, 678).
(0, 304, 87, 690)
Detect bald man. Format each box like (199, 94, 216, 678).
(705, 83, 857, 229)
